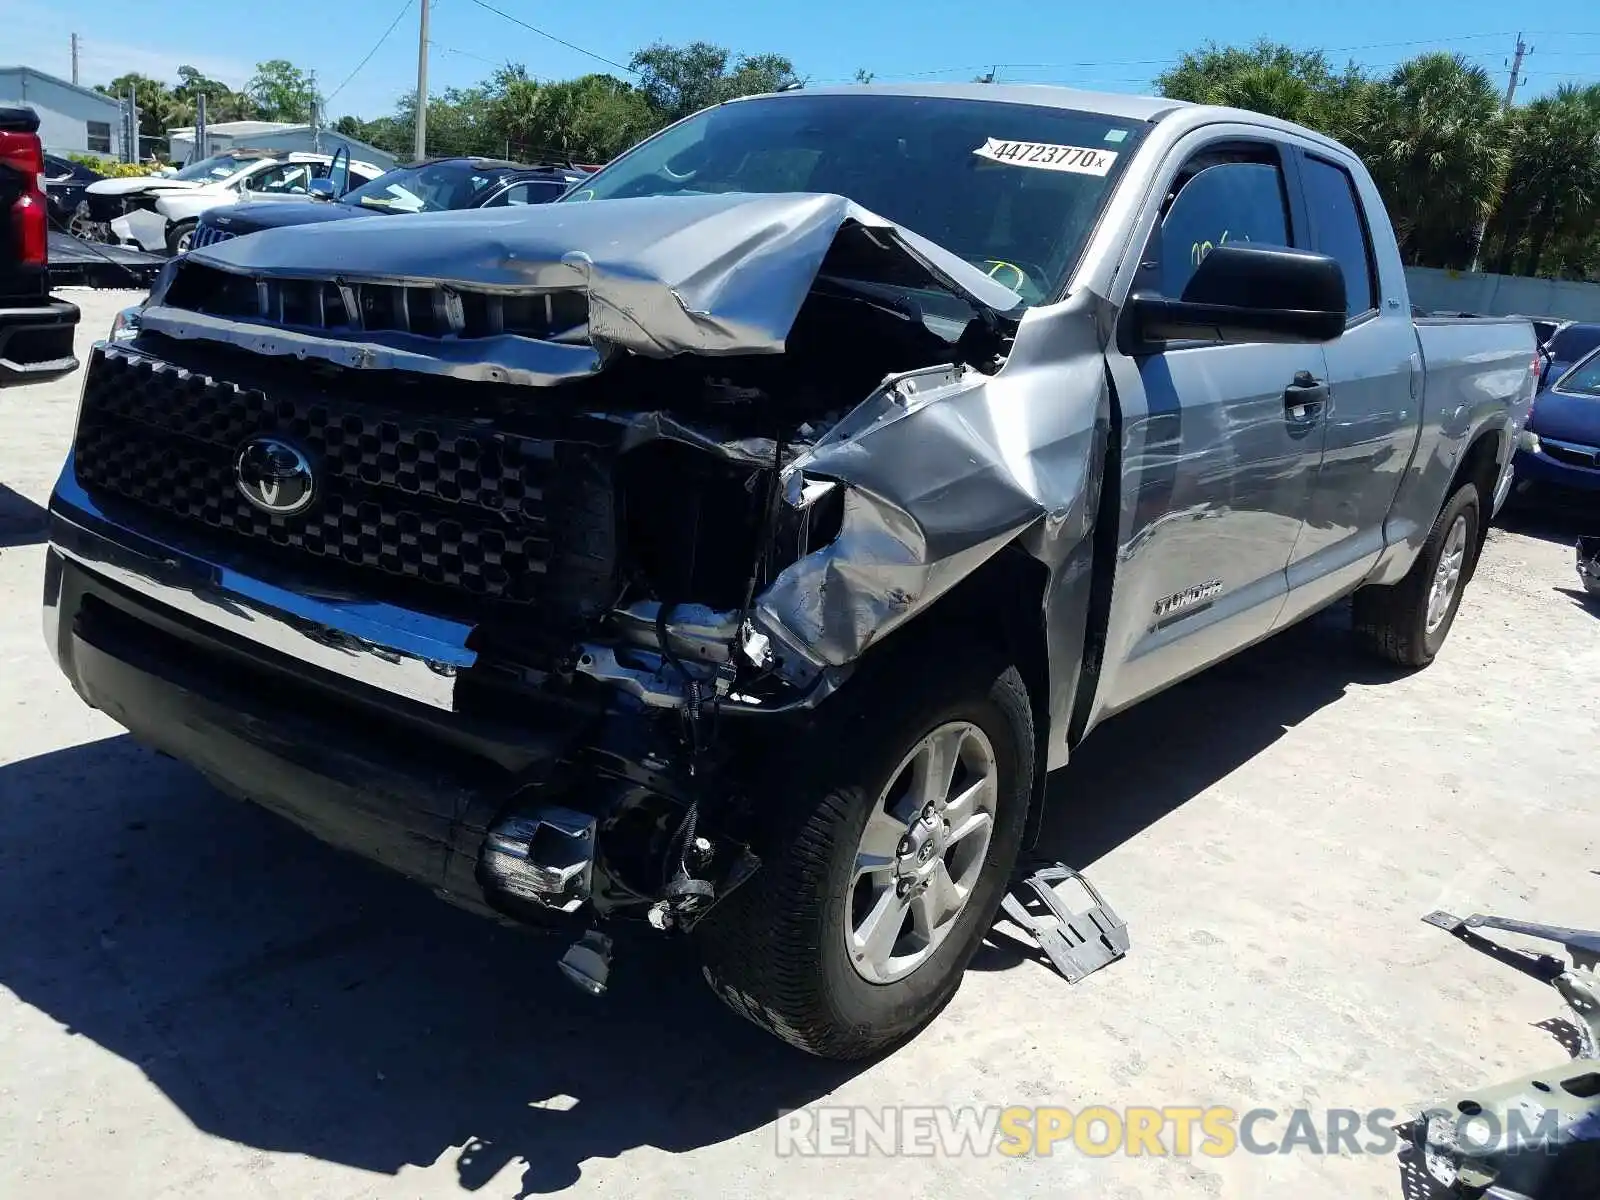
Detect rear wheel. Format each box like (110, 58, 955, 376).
(697, 656, 1033, 1059)
(1354, 482, 1481, 667)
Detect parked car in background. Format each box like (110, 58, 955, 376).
(1538, 321, 1600, 391)
(1513, 345, 1600, 503)
(1508, 313, 1566, 348)
(85, 150, 384, 255)
(0, 108, 77, 386)
(189, 157, 591, 251)
(43, 153, 103, 238)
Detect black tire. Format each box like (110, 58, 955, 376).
(166, 220, 196, 256)
(696, 655, 1034, 1060)
(1353, 482, 1481, 667)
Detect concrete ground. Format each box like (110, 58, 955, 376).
(1, 290, 1596, 1199)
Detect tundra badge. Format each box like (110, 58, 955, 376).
(1153, 579, 1222, 619)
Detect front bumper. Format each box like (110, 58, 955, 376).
(0, 297, 78, 386)
(1514, 442, 1600, 494)
(44, 463, 608, 917)
(110, 209, 167, 254)
(45, 458, 758, 922)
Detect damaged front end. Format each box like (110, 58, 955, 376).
(76, 191, 1107, 949)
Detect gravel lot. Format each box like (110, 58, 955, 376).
(1, 290, 1596, 1199)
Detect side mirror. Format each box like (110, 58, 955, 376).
(1130, 244, 1347, 346)
(307, 178, 336, 200)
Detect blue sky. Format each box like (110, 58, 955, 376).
(9, 0, 1600, 121)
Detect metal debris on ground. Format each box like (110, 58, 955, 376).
(1000, 864, 1128, 984)
(1408, 908, 1600, 1198)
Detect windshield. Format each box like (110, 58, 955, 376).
(344, 161, 519, 213)
(1556, 347, 1600, 396)
(1547, 323, 1600, 363)
(173, 153, 260, 182)
(566, 93, 1145, 304)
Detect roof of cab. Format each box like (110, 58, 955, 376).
(758, 82, 1189, 123)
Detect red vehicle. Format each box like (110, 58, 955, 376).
(0, 106, 78, 386)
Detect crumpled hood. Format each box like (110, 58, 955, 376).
(203, 200, 373, 233)
(88, 176, 204, 197)
(175, 192, 1024, 360)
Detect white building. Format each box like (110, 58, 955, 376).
(0, 66, 124, 158)
(168, 121, 398, 173)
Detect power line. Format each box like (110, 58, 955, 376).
(463, 0, 637, 75)
(433, 42, 505, 67)
(327, 0, 415, 104)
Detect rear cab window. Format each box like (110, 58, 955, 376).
(1299, 155, 1377, 318)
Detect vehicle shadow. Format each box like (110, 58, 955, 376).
(1031, 604, 1404, 870)
(0, 736, 856, 1195)
(969, 605, 1405, 971)
(0, 481, 47, 549)
(1494, 497, 1597, 548)
(0, 605, 1406, 1190)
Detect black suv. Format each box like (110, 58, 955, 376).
(191, 157, 591, 251)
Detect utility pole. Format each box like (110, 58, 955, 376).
(195, 92, 207, 165)
(1502, 33, 1529, 109)
(70, 33, 79, 85)
(1470, 34, 1532, 272)
(309, 68, 320, 152)
(414, 0, 430, 161)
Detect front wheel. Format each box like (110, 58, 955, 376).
(1353, 482, 1481, 667)
(697, 657, 1033, 1059)
(166, 220, 196, 256)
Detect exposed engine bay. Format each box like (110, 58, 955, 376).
(80, 190, 1108, 950)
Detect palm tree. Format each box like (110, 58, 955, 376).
(1356, 54, 1508, 268)
(1484, 84, 1600, 278)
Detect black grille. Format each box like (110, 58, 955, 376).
(1541, 441, 1599, 470)
(190, 223, 237, 250)
(72, 346, 618, 622)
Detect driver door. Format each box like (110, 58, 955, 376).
(241, 161, 315, 203)
(1096, 136, 1329, 715)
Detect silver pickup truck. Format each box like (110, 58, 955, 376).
(42, 84, 1537, 1059)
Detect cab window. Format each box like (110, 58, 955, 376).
(1155, 155, 1292, 298)
(245, 163, 313, 194)
(1300, 155, 1377, 317)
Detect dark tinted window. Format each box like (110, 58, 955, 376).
(1300, 156, 1375, 316)
(1548, 323, 1600, 363)
(483, 180, 569, 207)
(1159, 161, 1290, 297)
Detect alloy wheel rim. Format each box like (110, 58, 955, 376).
(844, 720, 999, 985)
(1426, 514, 1469, 634)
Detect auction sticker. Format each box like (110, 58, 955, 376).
(973, 138, 1118, 175)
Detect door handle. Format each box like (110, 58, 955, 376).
(1284, 371, 1328, 419)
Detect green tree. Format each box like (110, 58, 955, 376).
(513, 74, 655, 162)
(1358, 54, 1508, 267)
(1155, 39, 1369, 132)
(629, 41, 798, 123)
(246, 59, 320, 122)
(172, 65, 256, 123)
(96, 73, 174, 153)
(1484, 84, 1600, 278)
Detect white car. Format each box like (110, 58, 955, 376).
(84, 150, 383, 255)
